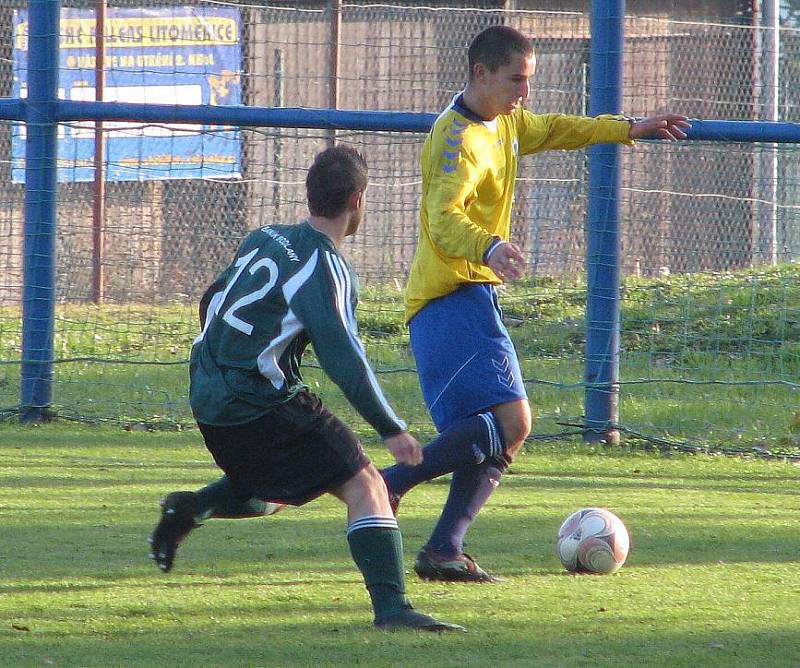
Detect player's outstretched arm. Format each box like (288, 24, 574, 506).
(629, 114, 691, 141)
(384, 432, 423, 466)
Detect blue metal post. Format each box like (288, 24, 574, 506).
(585, 0, 624, 443)
(21, 0, 60, 422)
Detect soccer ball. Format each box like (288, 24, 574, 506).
(556, 507, 630, 574)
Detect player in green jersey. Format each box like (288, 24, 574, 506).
(149, 146, 464, 632)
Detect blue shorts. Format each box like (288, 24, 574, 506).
(409, 283, 527, 432)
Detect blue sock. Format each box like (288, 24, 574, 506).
(425, 463, 504, 558)
(382, 412, 503, 498)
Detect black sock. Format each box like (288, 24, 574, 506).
(195, 476, 270, 520)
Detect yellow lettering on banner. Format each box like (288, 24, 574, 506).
(135, 54, 175, 68)
(188, 53, 215, 66)
(66, 55, 113, 70)
(55, 16, 236, 50)
(15, 15, 237, 51)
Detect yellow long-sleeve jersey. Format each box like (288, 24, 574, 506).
(404, 95, 634, 322)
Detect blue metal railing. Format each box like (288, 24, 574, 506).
(20, 0, 59, 422)
(584, 0, 625, 442)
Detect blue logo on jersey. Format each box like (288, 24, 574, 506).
(440, 118, 467, 174)
(512, 138, 519, 156)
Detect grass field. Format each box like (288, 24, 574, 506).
(1, 266, 798, 664)
(1, 424, 798, 667)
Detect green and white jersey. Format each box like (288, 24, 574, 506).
(189, 221, 406, 437)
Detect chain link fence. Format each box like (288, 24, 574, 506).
(0, 2, 798, 455)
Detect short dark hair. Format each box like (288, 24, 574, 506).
(306, 145, 368, 218)
(468, 26, 533, 79)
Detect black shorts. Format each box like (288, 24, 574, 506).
(198, 390, 370, 507)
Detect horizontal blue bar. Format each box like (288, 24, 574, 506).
(684, 119, 800, 143)
(2, 99, 800, 142)
(0, 98, 25, 121)
(55, 101, 439, 133)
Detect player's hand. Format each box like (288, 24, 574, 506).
(486, 241, 526, 282)
(384, 432, 423, 466)
(629, 114, 691, 141)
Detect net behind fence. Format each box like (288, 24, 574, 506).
(1, 2, 798, 457)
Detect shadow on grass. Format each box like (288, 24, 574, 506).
(0, 506, 797, 585)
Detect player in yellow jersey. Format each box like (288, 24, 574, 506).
(382, 26, 690, 582)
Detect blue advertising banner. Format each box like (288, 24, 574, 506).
(12, 6, 242, 183)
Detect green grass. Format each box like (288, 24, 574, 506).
(0, 424, 798, 667)
(1, 263, 798, 452)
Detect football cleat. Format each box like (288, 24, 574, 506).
(374, 605, 466, 633)
(148, 491, 201, 573)
(414, 547, 502, 584)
